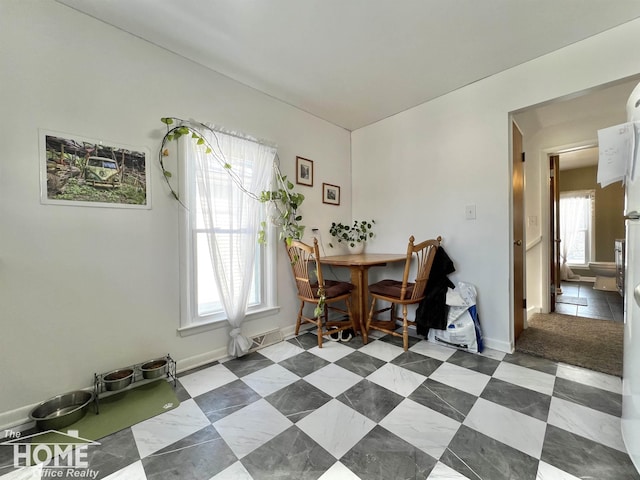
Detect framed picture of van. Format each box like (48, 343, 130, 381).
(39, 130, 151, 209)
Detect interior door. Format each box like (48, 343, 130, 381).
(512, 122, 525, 339)
(549, 155, 561, 311)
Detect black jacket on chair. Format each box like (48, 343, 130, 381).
(415, 246, 455, 336)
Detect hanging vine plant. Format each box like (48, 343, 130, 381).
(158, 116, 305, 244)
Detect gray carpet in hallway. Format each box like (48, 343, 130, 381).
(516, 313, 623, 377)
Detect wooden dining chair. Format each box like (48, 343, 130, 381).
(364, 235, 442, 350)
(286, 238, 359, 347)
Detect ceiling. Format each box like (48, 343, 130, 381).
(56, 0, 640, 131)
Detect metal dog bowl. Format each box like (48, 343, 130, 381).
(103, 368, 134, 391)
(140, 358, 168, 379)
(29, 390, 94, 431)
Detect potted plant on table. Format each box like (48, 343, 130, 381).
(329, 219, 375, 254)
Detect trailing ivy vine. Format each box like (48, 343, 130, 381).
(158, 117, 305, 244)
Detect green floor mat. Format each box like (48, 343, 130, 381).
(34, 379, 180, 443)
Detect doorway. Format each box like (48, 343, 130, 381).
(511, 78, 638, 335)
(550, 147, 624, 322)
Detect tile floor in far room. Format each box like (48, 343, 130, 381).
(1, 331, 637, 480)
(555, 280, 624, 321)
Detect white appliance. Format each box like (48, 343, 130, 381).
(622, 81, 640, 472)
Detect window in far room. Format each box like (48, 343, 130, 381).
(559, 189, 595, 268)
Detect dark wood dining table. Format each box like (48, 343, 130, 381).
(319, 253, 407, 335)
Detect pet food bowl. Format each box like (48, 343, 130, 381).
(29, 390, 94, 431)
(140, 358, 168, 380)
(103, 368, 134, 391)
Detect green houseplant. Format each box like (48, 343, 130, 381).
(158, 117, 305, 244)
(329, 220, 375, 250)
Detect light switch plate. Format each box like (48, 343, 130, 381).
(465, 204, 476, 220)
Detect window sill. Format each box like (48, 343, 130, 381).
(177, 305, 281, 337)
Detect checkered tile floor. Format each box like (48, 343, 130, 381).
(2, 331, 638, 479)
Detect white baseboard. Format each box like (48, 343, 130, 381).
(1, 325, 302, 432)
(483, 337, 514, 354)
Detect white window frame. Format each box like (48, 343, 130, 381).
(176, 138, 279, 337)
(560, 189, 595, 268)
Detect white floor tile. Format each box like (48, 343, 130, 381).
(241, 364, 299, 397)
(536, 461, 582, 480)
(463, 398, 546, 459)
(308, 342, 354, 362)
(209, 461, 253, 480)
(409, 340, 457, 361)
(213, 398, 292, 459)
(367, 363, 426, 397)
(317, 462, 361, 479)
(297, 399, 376, 459)
(429, 362, 490, 396)
(257, 341, 305, 363)
(493, 361, 555, 396)
(547, 396, 625, 452)
(303, 363, 363, 397)
(178, 363, 238, 398)
(359, 340, 404, 362)
(131, 398, 211, 458)
(380, 398, 460, 459)
(0, 465, 43, 480)
(427, 461, 471, 479)
(556, 363, 622, 394)
(102, 461, 147, 480)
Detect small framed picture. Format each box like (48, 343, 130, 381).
(322, 183, 340, 205)
(296, 156, 314, 186)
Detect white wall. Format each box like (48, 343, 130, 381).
(352, 19, 640, 352)
(0, 0, 351, 427)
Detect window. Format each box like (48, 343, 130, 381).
(178, 129, 277, 334)
(559, 190, 595, 267)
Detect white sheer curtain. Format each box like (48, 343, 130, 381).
(559, 191, 592, 280)
(191, 128, 275, 357)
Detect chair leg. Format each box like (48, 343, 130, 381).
(364, 298, 378, 345)
(295, 301, 304, 335)
(316, 304, 324, 348)
(402, 305, 409, 351)
(345, 297, 363, 344)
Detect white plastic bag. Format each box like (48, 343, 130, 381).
(427, 282, 484, 353)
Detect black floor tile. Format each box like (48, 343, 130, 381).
(194, 379, 261, 423)
(341, 425, 437, 480)
(391, 350, 443, 376)
(222, 352, 274, 377)
(241, 426, 335, 480)
(441, 425, 539, 480)
(142, 425, 236, 480)
(503, 351, 558, 375)
(278, 351, 330, 377)
(446, 349, 500, 376)
(552, 377, 622, 417)
(265, 380, 332, 423)
(408, 379, 477, 423)
(541, 425, 640, 480)
(481, 378, 551, 422)
(337, 379, 404, 423)
(335, 351, 386, 377)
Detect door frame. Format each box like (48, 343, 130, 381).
(539, 142, 598, 313)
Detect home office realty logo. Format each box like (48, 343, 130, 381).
(2, 429, 100, 478)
